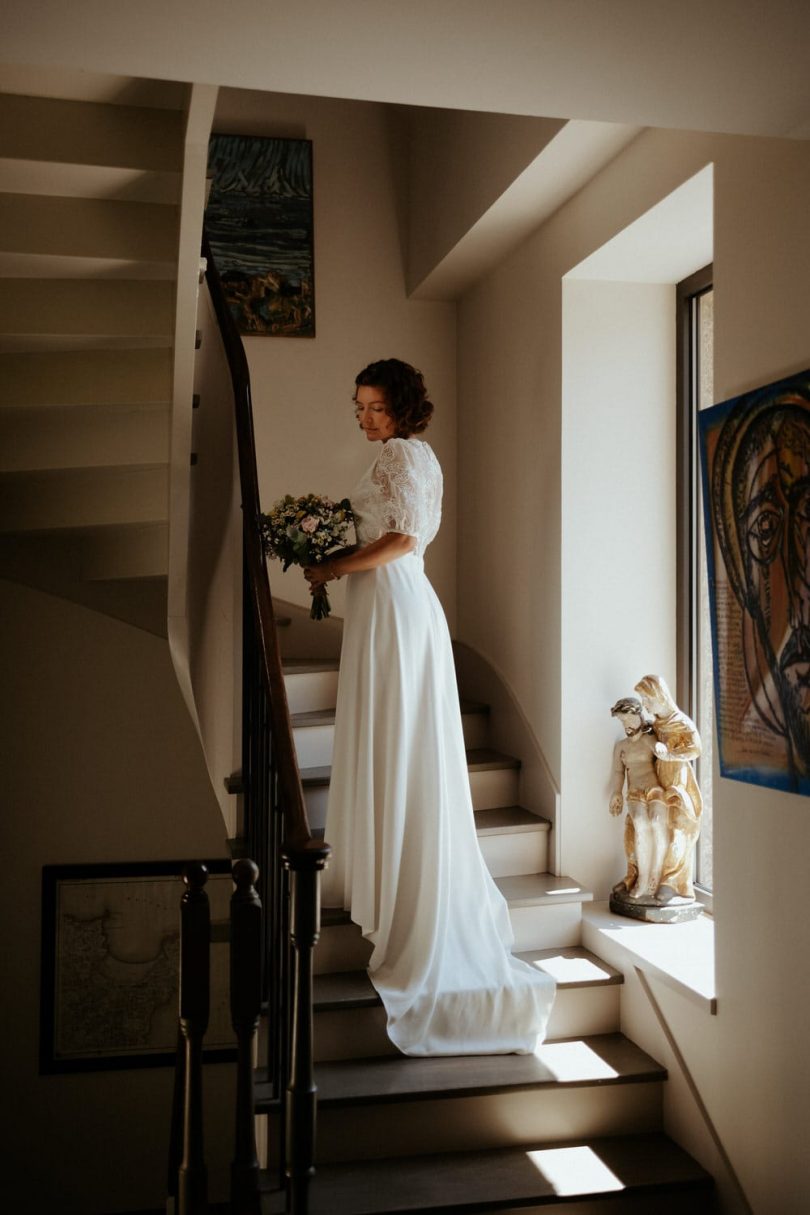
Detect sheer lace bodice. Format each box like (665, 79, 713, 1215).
(350, 438, 442, 557)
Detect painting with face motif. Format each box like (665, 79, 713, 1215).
(699, 368, 810, 794)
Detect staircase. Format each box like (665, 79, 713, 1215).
(0, 78, 185, 634)
(254, 658, 716, 1213)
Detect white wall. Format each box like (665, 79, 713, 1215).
(457, 127, 810, 1211)
(0, 580, 232, 1214)
(212, 89, 458, 625)
(561, 280, 676, 893)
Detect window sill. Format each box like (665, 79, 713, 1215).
(582, 901, 716, 1015)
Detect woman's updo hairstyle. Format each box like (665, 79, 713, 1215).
(355, 358, 434, 437)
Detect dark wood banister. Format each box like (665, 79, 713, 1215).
(202, 232, 321, 857)
(202, 232, 330, 1214)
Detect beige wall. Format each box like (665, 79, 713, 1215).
(0, 580, 231, 1214)
(212, 88, 458, 625)
(406, 107, 564, 292)
(457, 127, 810, 1211)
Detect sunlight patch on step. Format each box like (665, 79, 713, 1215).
(532, 1040, 620, 1081)
(527, 953, 612, 983)
(525, 1146, 625, 1195)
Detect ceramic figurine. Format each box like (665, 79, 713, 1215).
(609, 675, 703, 923)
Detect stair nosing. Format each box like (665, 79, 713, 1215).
(302, 749, 520, 788)
(313, 946, 623, 1012)
(257, 1132, 713, 1214)
(255, 1032, 666, 1110)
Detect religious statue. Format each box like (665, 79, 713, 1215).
(609, 674, 704, 923)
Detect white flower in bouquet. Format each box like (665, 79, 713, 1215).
(259, 493, 354, 619)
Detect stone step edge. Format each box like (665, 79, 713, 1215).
(313, 947, 623, 1011)
(257, 1132, 713, 1214)
(255, 1032, 666, 1112)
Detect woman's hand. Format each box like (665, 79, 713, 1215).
(304, 561, 338, 591)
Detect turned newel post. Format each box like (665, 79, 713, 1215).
(283, 842, 329, 1215)
(178, 862, 210, 1215)
(230, 859, 262, 1215)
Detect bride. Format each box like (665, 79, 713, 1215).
(305, 358, 554, 1057)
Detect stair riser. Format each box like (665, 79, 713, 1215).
(0, 94, 184, 175)
(0, 349, 171, 410)
(0, 405, 169, 473)
(0, 465, 168, 533)
(293, 710, 488, 769)
(0, 349, 172, 408)
(263, 1081, 662, 1163)
(305, 765, 519, 829)
(315, 923, 372, 975)
(0, 194, 178, 266)
(285, 669, 339, 714)
(81, 522, 169, 580)
(480, 829, 549, 878)
(0, 157, 181, 205)
(0, 280, 174, 339)
(314, 986, 621, 1062)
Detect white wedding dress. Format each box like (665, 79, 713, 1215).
(321, 437, 555, 1056)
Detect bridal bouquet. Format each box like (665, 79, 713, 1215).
(259, 493, 354, 620)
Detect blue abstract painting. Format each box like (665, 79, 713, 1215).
(699, 368, 810, 794)
(206, 134, 315, 337)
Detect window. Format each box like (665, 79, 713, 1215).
(677, 266, 714, 894)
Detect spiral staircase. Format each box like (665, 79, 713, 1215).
(0, 70, 717, 1214)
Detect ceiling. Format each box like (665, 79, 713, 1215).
(2, 0, 809, 138)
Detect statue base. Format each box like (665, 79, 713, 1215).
(609, 890, 704, 924)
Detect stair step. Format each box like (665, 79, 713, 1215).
(313, 948, 623, 1060)
(0, 349, 172, 408)
(292, 699, 490, 766)
(0, 193, 178, 278)
(260, 1133, 713, 1214)
(80, 521, 169, 580)
(319, 870, 581, 924)
(257, 1033, 665, 1162)
(302, 749, 521, 830)
(0, 94, 185, 174)
(0, 279, 174, 350)
(314, 948, 622, 1013)
(317, 874, 593, 975)
(284, 660, 340, 714)
(0, 464, 168, 533)
(0, 404, 170, 473)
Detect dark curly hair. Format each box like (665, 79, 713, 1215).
(354, 358, 434, 437)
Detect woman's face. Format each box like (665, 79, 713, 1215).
(354, 384, 396, 442)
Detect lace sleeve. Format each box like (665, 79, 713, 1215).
(371, 439, 421, 537)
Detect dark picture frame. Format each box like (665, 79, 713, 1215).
(40, 859, 236, 1074)
(205, 133, 315, 337)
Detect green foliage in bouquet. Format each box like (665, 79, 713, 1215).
(259, 493, 354, 619)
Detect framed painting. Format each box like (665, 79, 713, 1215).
(205, 133, 315, 337)
(40, 859, 236, 1073)
(699, 367, 810, 794)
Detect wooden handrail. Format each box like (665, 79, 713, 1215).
(202, 231, 330, 1213)
(201, 233, 325, 863)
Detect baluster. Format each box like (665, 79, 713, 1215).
(283, 847, 328, 1215)
(230, 859, 262, 1214)
(167, 1025, 185, 1212)
(177, 862, 210, 1215)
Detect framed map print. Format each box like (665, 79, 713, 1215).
(40, 860, 236, 1073)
